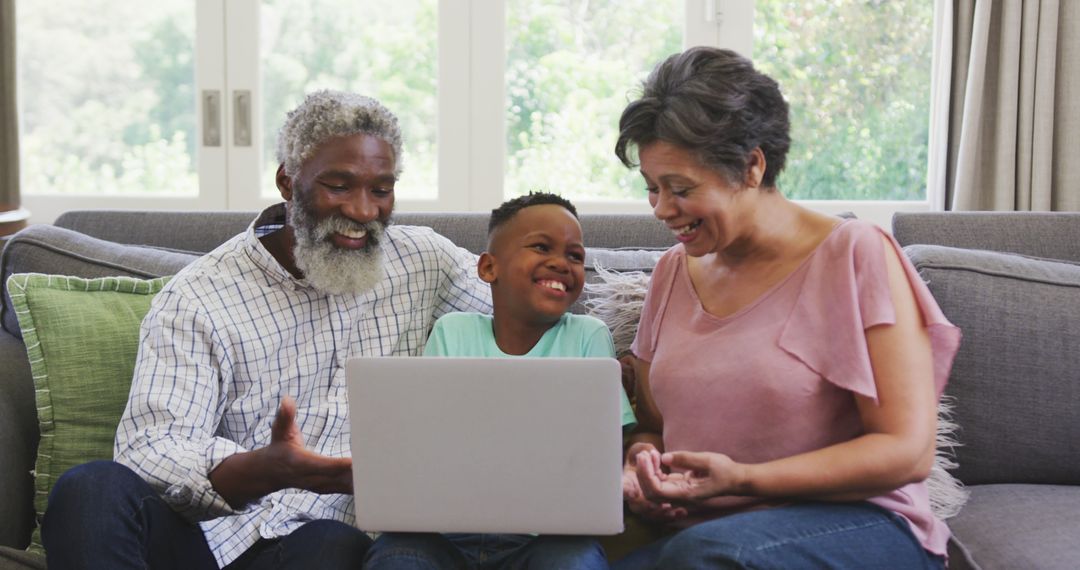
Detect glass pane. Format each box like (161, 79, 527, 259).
(17, 0, 197, 196)
(505, 0, 683, 201)
(261, 0, 437, 200)
(755, 0, 933, 201)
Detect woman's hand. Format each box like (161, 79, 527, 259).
(636, 448, 747, 503)
(623, 443, 687, 522)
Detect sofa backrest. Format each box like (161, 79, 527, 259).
(893, 212, 1080, 263)
(53, 210, 677, 255)
(394, 213, 678, 254)
(898, 215, 1080, 487)
(54, 210, 258, 253)
(2, 209, 675, 337)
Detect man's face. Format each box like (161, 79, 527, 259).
(279, 133, 397, 295)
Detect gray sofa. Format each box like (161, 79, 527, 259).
(1, 209, 1077, 569)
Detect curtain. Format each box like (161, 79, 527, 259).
(936, 0, 1080, 211)
(0, 0, 19, 213)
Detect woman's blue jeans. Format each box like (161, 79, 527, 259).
(365, 531, 609, 569)
(612, 502, 946, 570)
(41, 460, 372, 570)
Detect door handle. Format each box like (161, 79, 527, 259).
(202, 90, 222, 147)
(234, 90, 252, 147)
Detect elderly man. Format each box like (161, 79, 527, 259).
(41, 91, 491, 569)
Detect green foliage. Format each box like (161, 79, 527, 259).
(132, 17, 196, 170)
(18, 0, 197, 196)
(260, 0, 438, 198)
(18, 0, 932, 202)
(505, 0, 683, 201)
(755, 0, 933, 200)
(505, 0, 932, 202)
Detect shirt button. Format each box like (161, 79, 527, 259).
(164, 484, 194, 505)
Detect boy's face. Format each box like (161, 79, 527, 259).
(480, 204, 586, 324)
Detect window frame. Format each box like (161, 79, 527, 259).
(19, 0, 944, 229)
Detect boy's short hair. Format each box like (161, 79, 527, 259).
(488, 191, 579, 235)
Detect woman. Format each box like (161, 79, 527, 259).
(613, 47, 960, 569)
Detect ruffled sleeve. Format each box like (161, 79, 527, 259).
(778, 221, 961, 401)
(630, 245, 682, 363)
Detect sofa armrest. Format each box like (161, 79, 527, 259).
(0, 332, 36, 549)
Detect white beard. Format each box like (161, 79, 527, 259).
(289, 199, 387, 296)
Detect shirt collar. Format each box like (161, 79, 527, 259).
(243, 203, 307, 288)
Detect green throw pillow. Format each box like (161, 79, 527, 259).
(5, 273, 170, 553)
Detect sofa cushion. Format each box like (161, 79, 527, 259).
(905, 245, 1080, 486)
(581, 264, 653, 356)
(6, 274, 170, 553)
(0, 545, 45, 570)
(586, 247, 666, 276)
(946, 484, 1080, 570)
(572, 248, 666, 318)
(1, 225, 198, 337)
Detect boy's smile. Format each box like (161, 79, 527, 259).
(480, 203, 586, 330)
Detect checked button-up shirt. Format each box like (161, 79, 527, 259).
(114, 204, 491, 567)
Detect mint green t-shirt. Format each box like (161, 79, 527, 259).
(424, 312, 637, 430)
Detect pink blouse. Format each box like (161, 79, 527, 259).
(631, 219, 961, 557)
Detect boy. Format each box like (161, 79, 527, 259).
(364, 192, 636, 569)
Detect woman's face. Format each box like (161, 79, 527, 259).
(638, 141, 755, 257)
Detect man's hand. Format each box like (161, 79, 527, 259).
(262, 396, 353, 494)
(210, 397, 352, 508)
(635, 449, 745, 504)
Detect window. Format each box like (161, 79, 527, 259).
(504, 0, 683, 202)
(755, 0, 934, 202)
(17, 0, 937, 227)
(17, 1, 198, 197)
(260, 0, 438, 201)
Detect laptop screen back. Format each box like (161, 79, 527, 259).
(347, 356, 624, 535)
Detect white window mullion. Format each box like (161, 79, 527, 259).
(196, 0, 229, 211)
(926, 0, 953, 212)
(223, 0, 266, 211)
(423, 0, 472, 212)
(684, 0, 753, 55)
(468, 0, 506, 212)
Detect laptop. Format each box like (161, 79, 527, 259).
(346, 356, 624, 535)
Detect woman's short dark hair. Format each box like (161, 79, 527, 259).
(615, 47, 791, 188)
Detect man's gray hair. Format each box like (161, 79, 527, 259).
(276, 89, 404, 178)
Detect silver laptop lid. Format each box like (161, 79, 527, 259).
(347, 356, 624, 535)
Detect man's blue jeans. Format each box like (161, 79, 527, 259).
(41, 460, 372, 570)
(365, 531, 609, 569)
(612, 502, 946, 570)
